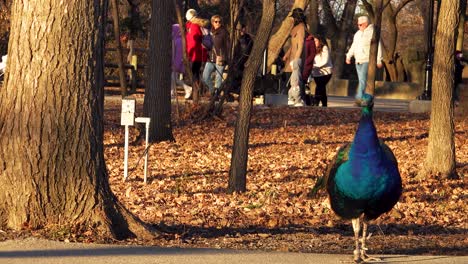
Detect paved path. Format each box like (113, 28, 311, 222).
(106, 95, 412, 113)
(0, 238, 466, 264)
(327, 96, 410, 112)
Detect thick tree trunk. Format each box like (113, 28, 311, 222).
(143, 0, 174, 142)
(266, 0, 307, 68)
(421, 0, 460, 179)
(228, 0, 275, 193)
(0, 0, 153, 239)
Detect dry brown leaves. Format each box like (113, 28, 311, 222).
(103, 99, 467, 255)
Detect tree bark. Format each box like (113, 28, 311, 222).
(421, 0, 461, 179)
(110, 0, 128, 96)
(328, 0, 357, 79)
(266, 0, 307, 69)
(365, 0, 383, 96)
(228, 0, 276, 193)
(0, 0, 153, 239)
(143, 0, 175, 142)
(307, 0, 319, 35)
(455, 0, 466, 51)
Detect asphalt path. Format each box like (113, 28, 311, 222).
(0, 238, 467, 264)
(106, 94, 412, 113)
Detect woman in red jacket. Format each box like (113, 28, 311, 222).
(185, 9, 209, 93)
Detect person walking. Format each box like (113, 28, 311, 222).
(202, 15, 229, 97)
(301, 32, 316, 105)
(283, 8, 307, 106)
(172, 24, 192, 99)
(311, 37, 333, 107)
(345, 15, 383, 104)
(185, 9, 209, 98)
(230, 22, 253, 95)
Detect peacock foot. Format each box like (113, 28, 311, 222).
(360, 248, 382, 262)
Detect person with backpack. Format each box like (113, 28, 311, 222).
(202, 15, 229, 97)
(185, 9, 209, 97)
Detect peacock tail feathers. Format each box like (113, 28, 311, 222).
(308, 143, 351, 198)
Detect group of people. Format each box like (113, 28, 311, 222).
(281, 8, 334, 107)
(172, 9, 249, 100)
(170, 8, 390, 107)
(283, 8, 382, 107)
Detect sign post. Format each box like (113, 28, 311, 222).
(120, 98, 151, 183)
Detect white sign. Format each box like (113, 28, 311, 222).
(121, 98, 136, 126)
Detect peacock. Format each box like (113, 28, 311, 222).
(309, 94, 402, 263)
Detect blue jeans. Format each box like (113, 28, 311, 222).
(355, 62, 368, 99)
(203, 62, 225, 94)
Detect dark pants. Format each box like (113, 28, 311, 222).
(191, 61, 202, 84)
(313, 74, 332, 107)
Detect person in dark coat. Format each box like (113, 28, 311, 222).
(454, 50, 466, 106)
(202, 15, 230, 96)
(301, 32, 316, 105)
(230, 22, 253, 94)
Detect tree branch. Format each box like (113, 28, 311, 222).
(361, 0, 375, 21)
(394, 0, 415, 16)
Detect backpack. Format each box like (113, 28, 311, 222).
(201, 27, 213, 51)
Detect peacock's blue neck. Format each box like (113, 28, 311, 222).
(350, 106, 380, 156)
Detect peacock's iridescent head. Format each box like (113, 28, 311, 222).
(360, 94, 374, 108)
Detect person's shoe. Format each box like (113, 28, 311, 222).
(184, 85, 192, 99)
(354, 99, 362, 106)
(294, 100, 305, 107)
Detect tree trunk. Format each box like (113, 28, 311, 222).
(421, 0, 461, 179)
(143, 0, 174, 142)
(266, 0, 307, 68)
(329, 0, 357, 79)
(307, 0, 319, 35)
(365, 0, 383, 96)
(111, 0, 128, 96)
(381, 1, 398, 81)
(0, 0, 153, 239)
(381, 0, 416, 82)
(456, 0, 466, 51)
(228, 0, 276, 193)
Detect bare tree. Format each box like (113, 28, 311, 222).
(419, 0, 462, 179)
(362, 0, 416, 82)
(111, 0, 128, 96)
(143, 0, 175, 142)
(365, 0, 384, 95)
(0, 0, 153, 238)
(228, 0, 276, 193)
(321, 0, 358, 79)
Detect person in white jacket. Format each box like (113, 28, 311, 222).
(345, 16, 383, 102)
(311, 37, 333, 107)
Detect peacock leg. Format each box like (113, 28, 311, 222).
(360, 221, 382, 262)
(351, 218, 362, 263)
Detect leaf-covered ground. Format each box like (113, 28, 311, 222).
(103, 98, 467, 256)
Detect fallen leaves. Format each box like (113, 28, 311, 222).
(101, 99, 467, 254)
